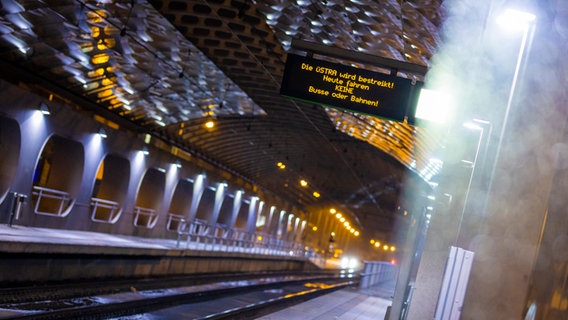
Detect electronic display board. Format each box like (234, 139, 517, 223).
(280, 53, 417, 122)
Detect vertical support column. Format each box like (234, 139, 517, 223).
(264, 205, 276, 236)
(209, 182, 227, 225)
(227, 190, 242, 229)
(276, 210, 286, 239)
(188, 174, 206, 222)
(246, 196, 258, 234)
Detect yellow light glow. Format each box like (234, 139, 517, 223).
(350, 229, 355, 233)
(383, 245, 389, 251)
(313, 191, 320, 198)
(390, 246, 396, 252)
(343, 221, 350, 227)
(335, 213, 342, 219)
(339, 217, 345, 223)
(257, 235, 263, 241)
(374, 242, 380, 247)
(330, 208, 336, 214)
(92, 53, 110, 65)
(370, 239, 375, 244)
(300, 179, 308, 187)
(277, 162, 286, 169)
(205, 120, 215, 128)
(101, 78, 114, 86)
(354, 231, 360, 236)
(312, 226, 318, 231)
(97, 89, 113, 98)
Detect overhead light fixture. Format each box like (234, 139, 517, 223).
(299, 179, 308, 187)
(38, 102, 50, 115)
(277, 162, 286, 169)
(497, 8, 536, 30)
(329, 208, 336, 214)
(312, 191, 320, 198)
(204, 119, 215, 129)
(415, 89, 453, 124)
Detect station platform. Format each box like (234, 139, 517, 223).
(257, 280, 395, 320)
(0, 224, 396, 319)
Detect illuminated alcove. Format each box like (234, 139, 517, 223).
(194, 186, 216, 223)
(133, 168, 165, 228)
(216, 192, 235, 227)
(90, 154, 130, 224)
(234, 198, 250, 230)
(166, 178, 194, 232)
(32, 135, 84, 217)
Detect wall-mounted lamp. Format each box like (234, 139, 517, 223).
(98, 128, 108, 139)
(38, 102, 50, 115)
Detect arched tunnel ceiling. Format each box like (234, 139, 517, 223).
(0, 0, 444, 239)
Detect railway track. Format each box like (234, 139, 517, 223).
(0, 271, 359, 319)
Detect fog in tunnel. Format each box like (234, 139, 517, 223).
(392, 0, 568, 318)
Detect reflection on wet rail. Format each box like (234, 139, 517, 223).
(0, 272, 357, 320)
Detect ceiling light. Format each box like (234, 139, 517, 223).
(335, 213, 342, 219)
(312, 191, 320, 198)
(299, 179, 308, 187)
(330, 208, 336, 214)
(204, 119, 215, 128)
(497, 8, 536, 30)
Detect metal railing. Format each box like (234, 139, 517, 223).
(133, 206, 158, 228)
(359, 261, 398, 289)
(175, 220, 319, 259)
(90, 197, 122, 223)
(166, 213, 185, 232)
(32, 185, 75, 217)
